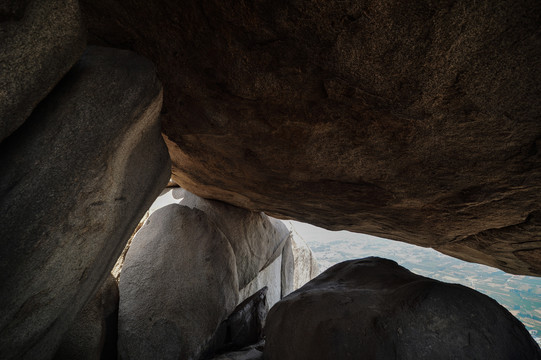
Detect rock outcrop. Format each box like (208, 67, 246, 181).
(239, 255, 282, 309)
(0, 46, 170, 359)
(280, 237, 295, 298)
(289, 229, 319, 290)
(54, 275, 119, 360)
(117, 190, 320, 359)
(80, 0, 541, 275)
(178, 189, 291, 289)
(239, 223, 319, 307)
(264, 257, 541, 360)
(118, 205, 240, 360)
(0, 0, 86, 141)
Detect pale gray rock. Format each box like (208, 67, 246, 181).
(0, 0, 86, 141)
(290, 231, 319, 290)
(174, 188, 291, 289)
(0, 46, 169, 359)
(265, 257, 541, 360)
(280, 236, 294, 298)
(118, 204, 239, 360)
(239, 255, 282, 310)
(54, 275, 119, 360)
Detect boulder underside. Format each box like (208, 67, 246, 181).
(81, 0, 541, 276)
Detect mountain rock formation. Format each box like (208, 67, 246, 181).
(80, 0, 541, 275)
(117, 190, 314, 359)
(1, 0, 540, 358)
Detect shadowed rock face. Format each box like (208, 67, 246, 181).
(81, 0, 541, 275)
(0, 46, 170, 359)
(0, 0, 85, 141)
(264, 258, 541, 360)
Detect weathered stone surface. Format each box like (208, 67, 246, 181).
(54, 275, 119, 360)
(239, 256, 282, 310)
(280, 236, 295, 298)
(176, 188, 291, 289)
(0, 0, 85, 141)
(265, 257, 541, 360)
(0, 46, 169, 359)
(118, 204, 239, 360)
(81, 0, 541, 275)
(290, 230, 319, 290)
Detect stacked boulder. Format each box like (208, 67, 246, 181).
(118, 204, 239, 360)
(0, 2, 170, 358)
(116, 188, 318, 359)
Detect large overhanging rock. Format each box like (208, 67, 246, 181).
(81, 0, 541, 275)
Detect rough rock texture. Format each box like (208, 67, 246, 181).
(81, 0, 541, 275)
(265, 257, 541, 360)
(175, 188, 291, 289)
(290, 230, 319, 289)
(54, 275, 119, 360)
(118, 204, 239, 360)
(239, 256, 282, 310)
(0, 0, 86, 141)
(0, 46, 170, 359)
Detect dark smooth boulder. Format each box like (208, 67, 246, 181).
(0, 46, 170, 359)
(264, 257, 541, 360)
(203, 287, 268, 359)
(80, 0, 541, 275)
(0, 0, 85, 141)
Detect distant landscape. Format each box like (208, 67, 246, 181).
(287, 221, 541, 346)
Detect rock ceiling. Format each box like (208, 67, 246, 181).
(81, 0, 541, 275)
